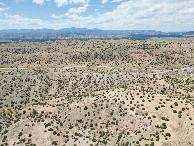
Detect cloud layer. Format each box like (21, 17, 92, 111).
(50, 0, 194, 31)
(32, 0, 45, 5)
(0, 13, 48, 29)
(0, 0, 194, 31)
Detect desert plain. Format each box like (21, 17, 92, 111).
(0, 38, 193, 146)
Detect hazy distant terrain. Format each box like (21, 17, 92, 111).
(0, 28, 190, 41)
(0, 38, 193, 146)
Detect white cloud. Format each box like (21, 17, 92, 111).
(0, 13, 48, 29)
(51, 4, 88, 19)
(68, 4, 88, 13)
(101, 0, 108, 4)
(69, 0, 88, 4)
(180, 8, 194, 14)
(112, 0, 122, 2)
(51, 14, 65, 18)
(0, 7, 9, 11)
(54, 0, 88, 6)
(0, 2, 5, 5)
(32, 0, 45, 5)
(54, 0, 68, 7)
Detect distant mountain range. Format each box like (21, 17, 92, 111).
(0, 28, 193, 41)
(0, 27, 162, 34)
(182, 31, 194, 36)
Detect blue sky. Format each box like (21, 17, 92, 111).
(0, 0, 194, 31)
